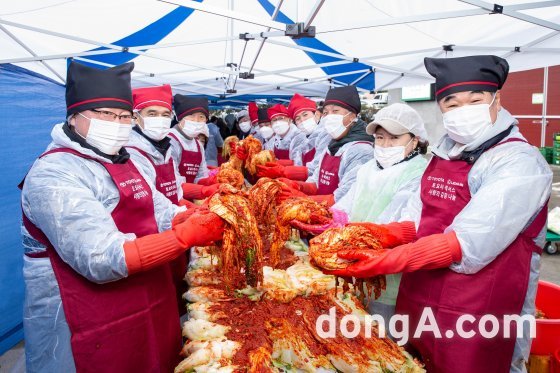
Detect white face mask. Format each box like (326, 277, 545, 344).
(374, 138, 413, 169)
(272, 120, 290, 136)
(138, 115, 172, 141)
(442, 95, 496, 144)
(323, 113, 351, 139)
(259, 126, 274, 140)
(239, 121, 252, 133)
(79, 113, 132, 155)
(297, 117, 317, 135)
(181, 119, 209, 138)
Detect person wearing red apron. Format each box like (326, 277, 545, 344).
(259, 86, 374, 207)
(287, 93, 323, 173)
(20, 61, 225, 372)
(170, 95, 222, 201)
(326, 56, 552, 373)
(262, 104, 308, 164)
(126, 84, 181, 204)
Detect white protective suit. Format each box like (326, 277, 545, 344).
(295, 125, 331, 177)
(264, 124, 308, 166)
(20, 123, 184, 372)
(168, 127, 209, 183)
(307, 140, 375, 202)
(126, 129, 184, 200)
(334, 154, 428, 323)
(400, 109, 552, 373)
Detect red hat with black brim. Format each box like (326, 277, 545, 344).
(323, 85, 361, 114)
(425, 55, 509, 101)
(288, 93, 317, 119)
(173, 94, 209, 120)
(65, 61, 134, 116)
(133, 84, 173, 111)
(267, 104, 289, 120)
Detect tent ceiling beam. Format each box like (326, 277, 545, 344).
(246, 0, 284, 78)
(263, 38, 431, 78)
(0, 24, 65, 83)
(74, 56, 224, 97)
(317, 9, 488, 34)
(501, 30, 559, 58)
(459, 0, 560, 31)
(374, 50, 444, 91)
(158, 0, 285, 30)
(304, 0, 326, 29)
(0, 19, 238, 76)
(226, 68, 371, 98)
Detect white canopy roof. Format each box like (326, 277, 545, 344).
(1, 0, 559, 105)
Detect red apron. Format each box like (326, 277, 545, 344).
(274, 146, 290, 160)
(169, 132, 202, 183)
(302, 147, 316, 166)
(396, 139, 546, 373)
(22, 148, 182, 373)
(126, 146, 179, 205)
(317, 141, 372, 195)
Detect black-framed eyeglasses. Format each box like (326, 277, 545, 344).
(90, 109, 135, 122)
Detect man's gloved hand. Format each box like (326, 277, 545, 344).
(236, 146, 248, 161)
(324, 232, 462, 278)
(276, 159, 294, 166)
(257, 162, 285, 179)
(257, 162, 308, 181)
(182, 183, 221, 200)
(290, 208, 348, 235)
(172, 205, 209, 227)
(123, 210, 224, 275)
(347, 221, 417, 248)
(173, 210, 225, 248)
(276, 183, 307, 204)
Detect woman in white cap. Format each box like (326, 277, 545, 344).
(293, 103, 429, 324)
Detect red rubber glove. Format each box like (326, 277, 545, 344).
(123, 211, 225, 275)
(257, 162, 285, 179)
(197, 174, 218, 186)
(347, 221, 417, 249)
(290, 208, 348, 235)
(172, 205, 209, 227)
(256, 162, 307, 180)
(297, 182, 318, 195)
(325, 232, 462, 278)
(276, 183, 307, 204)
(173, 210, 225, 248)
(278, 177, 301, 190)
(236, 146, 248, 161)
(178, 199, 197, 208)
(182, 183, 221, 200)
(277, 159, 294, 166)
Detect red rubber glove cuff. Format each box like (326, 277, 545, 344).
(385, 221, 417, 245)
(329, 232, 462, 278)
(197, 175, 217, 186)
(276, 159, 294, 166)
(282, 166, 308, 181)
(124, 230, 183, 275)
(297, 182, 318, 195)
(182, 183, 219, 200)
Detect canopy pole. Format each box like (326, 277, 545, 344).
(0, 24, 65, 83)
(541, 66, 549, 147)
(246, 0, 284, 76)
